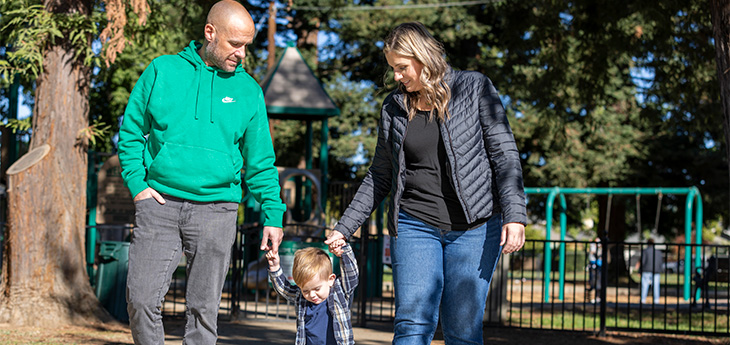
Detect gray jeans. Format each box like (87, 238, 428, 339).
(127, 195, 238, 345)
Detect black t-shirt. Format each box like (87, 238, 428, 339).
(400, 111, 484, 231)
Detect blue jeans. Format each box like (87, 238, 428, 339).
(390, 211, 502, 345)
(126, 196, 238, 345)
(640, 272, 661, 303)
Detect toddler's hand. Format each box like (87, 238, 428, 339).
(266, 250, 280, 271)
(329, 239, 346, 257)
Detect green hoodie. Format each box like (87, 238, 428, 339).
(118, 41, 285, 227)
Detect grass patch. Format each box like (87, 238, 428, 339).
(382, 265, 393, 283)
(506, 307, 729, 333)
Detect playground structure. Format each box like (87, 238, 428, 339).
(526, 187, 703, 302)
(260, 42, 340, 217)
(239, 42, 342, 289)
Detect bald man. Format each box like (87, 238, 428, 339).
(118, 1, 285, 343)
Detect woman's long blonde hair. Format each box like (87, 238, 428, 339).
(383, 22, 451, 121)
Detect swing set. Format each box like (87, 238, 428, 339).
(524, 187, 703, 302)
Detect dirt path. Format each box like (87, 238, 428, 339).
(0, 319, 727, 345)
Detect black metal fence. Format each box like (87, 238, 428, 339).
(213, 234, 729, 337)
(1, 184, 726, 338)
(81, 182, 729, 338)
(4, 208, 727, 337)
(491, 239, 729, 336)
(225, 222, 390, 326)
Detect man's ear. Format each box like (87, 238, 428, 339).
(204, 23, 216, 42)
(328, 273, 336, 287)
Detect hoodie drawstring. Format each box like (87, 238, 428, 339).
(194, 65, 202, 120)
(194, 66, 216, 123)
(210, 70, 216, 123)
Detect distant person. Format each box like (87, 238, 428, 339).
(118, 1, 286, 343)
(267, 240, 359, 345)
(691, 266, 710, 309)
(587, 237, 602, 303)
(692, 255, 717, 309)
(325, 22, 527, 344)
(637, 239, 664, 304)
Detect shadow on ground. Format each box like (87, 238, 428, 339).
(162, 319, 728, 345)
(1, 319, 727, 345)
(164, 319, 298, 345)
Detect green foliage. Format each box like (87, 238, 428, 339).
(307, 0, 726, 238)
(0, 3, 56, 82)
(0, 0, 725, 239)
(3, 117, 31, 133)
(77, 119, 111, 147)
(524, 224, 545, 240)
(704, 218, 727, 243)
(490, 1, 648, 190)
(0, 1, 100, 82)
(324, 72, 381, 179)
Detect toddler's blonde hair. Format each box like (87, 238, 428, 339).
(292, 247, 332, 287)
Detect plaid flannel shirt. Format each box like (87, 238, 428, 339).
(269, 244, 359, 345)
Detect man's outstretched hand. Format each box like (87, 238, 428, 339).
(261, 226, 284, 254)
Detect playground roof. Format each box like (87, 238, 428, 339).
(260, 43, 340, 120)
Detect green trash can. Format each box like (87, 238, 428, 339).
(95, 241, 130, 322)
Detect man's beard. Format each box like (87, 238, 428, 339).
(206, 39, 236, 72)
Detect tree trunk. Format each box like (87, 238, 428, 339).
(0, 0, 110, 326)
(710, 0, 730, 228)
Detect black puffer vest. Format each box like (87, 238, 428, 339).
(335, 69, 527, 238)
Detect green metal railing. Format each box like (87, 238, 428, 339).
(525, 187, 703, 302)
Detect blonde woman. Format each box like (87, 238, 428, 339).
(326, 22, 526, 344)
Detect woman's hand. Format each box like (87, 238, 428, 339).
(325, 230, 346, 247)
(328, 239, 346, 257)
(500, 222, 525, 254)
